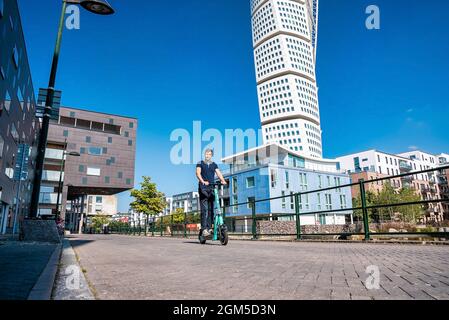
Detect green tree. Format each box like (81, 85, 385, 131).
(130, 176, 166, 234)
(172, 208, 185, 224)
(376, 183, 398, 222)
(397, 187, 423, 223)
(92, 215, 111, 233)
(352, 190, 377, 223)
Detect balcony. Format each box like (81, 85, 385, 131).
(421, 186, 438, 194)
(39, 192, 58, 205)
(401, 175, 414, 183)
(42, 170, 63, 182)
(399, 161, 412, 172)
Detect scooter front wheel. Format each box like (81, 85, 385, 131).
(219, 225, 229, 246)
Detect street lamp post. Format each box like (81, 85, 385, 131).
(29, 0, 115, 218)
(55, 146, 80, 221)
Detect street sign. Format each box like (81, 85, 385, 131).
(36, 88, 62, 121)
(13, 144, 30, 181)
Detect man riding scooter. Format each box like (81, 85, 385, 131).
(196, 149, 227, 238)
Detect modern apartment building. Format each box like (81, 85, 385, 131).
(437, 154, 449, 216)
(251, 0, 323, 158)
(221, 143, 352, 231)
(336, 150, 449, 221)
(0, 0, 40, 234)
(171, 191, 199, 213)
(40, 106, 137, 232)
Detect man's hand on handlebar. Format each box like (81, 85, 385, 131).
(202, 181, 210, 186)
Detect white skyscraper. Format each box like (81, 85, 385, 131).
(251, 0, 322, 158)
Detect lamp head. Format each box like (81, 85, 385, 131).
(80, 0, 115, 15)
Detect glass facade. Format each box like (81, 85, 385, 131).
(0, 0, 39, 232)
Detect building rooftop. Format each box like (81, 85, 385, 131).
(61, 106, 138, 120)
(221, 143, 339, 164)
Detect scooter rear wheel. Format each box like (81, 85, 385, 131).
(198, 230, 207, 244)
(219, 225, 229, 246)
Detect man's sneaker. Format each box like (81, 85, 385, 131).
(202, 229, 210, 237)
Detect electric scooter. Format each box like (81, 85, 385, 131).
(198, 182, 229, 246)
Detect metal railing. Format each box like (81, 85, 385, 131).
(109, 165, 449, 241)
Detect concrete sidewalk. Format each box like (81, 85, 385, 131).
(0, 239, 60, 300)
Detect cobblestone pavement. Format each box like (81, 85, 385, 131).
(0, 241, 57, 300)
(68, 234, 449, 300)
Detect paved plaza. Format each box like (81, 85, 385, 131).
(67, 234, 449, 300)
(0, 241, 57, 300)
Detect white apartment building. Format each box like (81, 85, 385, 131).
(170, 192, 199, 214)
(84, 195, 117, 216)
(337, 150, 449, 221)
(251, 0, 323, 158)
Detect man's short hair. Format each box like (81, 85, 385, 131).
(204, 148, 214, 156)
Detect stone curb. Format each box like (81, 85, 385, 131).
(27, 243, 62, 300)
(51, 239, 95, 300)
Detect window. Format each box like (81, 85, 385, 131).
(318, 175, 322, 188)
(281, 191, 286, 209)
(86, 136, 91, 143)
(108, 137, 112, 144)
(70, 112, 76, 117)
(327, 176, 331, 187)
(87, 167, 101, 176)
(247, 197, 255, 210)
(299, 173, 307, 191)
(103, 147, 107, 154)
(232, 177, 237, 194)
(129, 122, 134, 128)
(303, 194, 309, 210)
(105, 176, 110, 184)
(96, 196, 102, 204)
(317, 193, 322, 210)
(285, 171, 289, 189)
(325, 194, 332, 210)
(353, 157, 361, 171)
(63, 130, 69, 137)
(232, 195, 238, 213)
(290, 192, 294, 210)
(270, 169, 277, 188)
(246, 176, 255, 188)
(109, 119, 114, 124)
(82, 177, 88, 185)
(79, 165, 85, 173)
(80, 147, 86, 154)
(340, 195, 347, 209)
(118, 172, 123, 179)
(128, 140, 133, 146)
(88, 147, 102, 155)
(126, 178, 131, 185)
(124, 131, 129, 138)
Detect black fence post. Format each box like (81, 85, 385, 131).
(359, 179, 371, 241)
(184, 211, 187, 238)
(160, 216, 163, 237)
(295, 193, 301, 240)
(151, 217, 155, 237)
(251, 200, 257, 240)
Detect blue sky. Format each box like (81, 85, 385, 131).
(18, 0, 449, 211)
